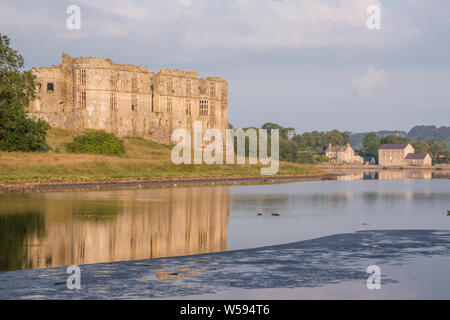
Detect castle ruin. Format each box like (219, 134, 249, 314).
(28, 54, 228, 145)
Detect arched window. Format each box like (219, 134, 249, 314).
(47, 83, 54, 92)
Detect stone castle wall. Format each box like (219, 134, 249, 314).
(28, 54, 228, 145)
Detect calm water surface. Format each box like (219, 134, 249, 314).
(0, 170, 449, 272)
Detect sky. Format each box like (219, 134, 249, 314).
(0, 0, 449, 133)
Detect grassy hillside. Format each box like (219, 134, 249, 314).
(0, 128, 322, 182)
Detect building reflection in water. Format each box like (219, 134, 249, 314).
(0, 186, 230, 271)
(335, 170, 433, 181)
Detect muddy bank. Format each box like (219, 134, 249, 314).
(0, 173, 334, 194)
(1, 230, 449, 299)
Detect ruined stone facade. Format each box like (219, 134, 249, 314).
(28, 54, 228, 145)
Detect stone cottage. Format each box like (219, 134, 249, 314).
(404, 153, 432, 166)
(325, 143, 363, 164)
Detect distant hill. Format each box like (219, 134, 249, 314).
(349, 125, 450, 150)
(408, 125, 450, 141)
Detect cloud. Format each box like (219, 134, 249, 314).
(8, 0, 414, 50)
(352, 65, 388, 100)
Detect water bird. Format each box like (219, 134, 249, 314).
(257, 213, 263, 216)
(447, 210, 450, 216)
(271, 213, 280, 216)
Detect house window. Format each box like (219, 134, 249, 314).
(186, 79, 191, 94)
(199, 100, 208, 116)
(186, 100, 191, 115)
(131, 94, 138, 111)
(47, 83, 54, 92)
(110, 92, 117, 110)
(77, 69, 87, 85)
(210, 83, 215, 97)
(77, 90, 86, 109)
(167, 97, 173, 113)
(167, 78, 173, 92)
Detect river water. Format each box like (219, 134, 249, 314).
(1, 170, 449, 273)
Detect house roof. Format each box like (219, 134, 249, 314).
(379, 143, 409, 150)
(326, 146, 347, 152)
(405, 153, 428, 160)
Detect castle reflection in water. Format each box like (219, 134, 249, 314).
(0, 187, 229, 271)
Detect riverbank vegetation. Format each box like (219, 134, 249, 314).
(0, 127, 322, 182)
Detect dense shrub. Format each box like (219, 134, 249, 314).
(66, 130, 125, 155)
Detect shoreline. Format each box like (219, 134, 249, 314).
(1, 165, 449, 194)
(0, 173, 335, 194)
(317, 164, 450, 171)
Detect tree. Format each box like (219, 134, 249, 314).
(279, 137, 298, 162)
(411, 140, 430, 154)
(361, 133, 380, 158)
(297, 150, 314, 164)
(0, 33, 49, 152)
(427, 139, 449, 164)
(380, 134, 411, 145)
(261, 123, 287, 139)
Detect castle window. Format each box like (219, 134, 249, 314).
(47, 83, 54, 92)
(210, 83, 215, 97)
(110, 92, 117, 110)
(131, 94, 138, 111)
(77, 69, 87, 85)
(186, 80, 191, 94)
(150, 84, 154, 112)
(110, 74, 118, 89)
(37, 83, 41, 93)
(210, 101, 215, 116)
(199, 100, 208, 116)
(167, 97, 173, 113)
(199, 83, 206, 94)
(167, 78, 173, 93)
(131, 74, 138, 92)
(77, 90, 86, 109)
(186, 100, 191, 115)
